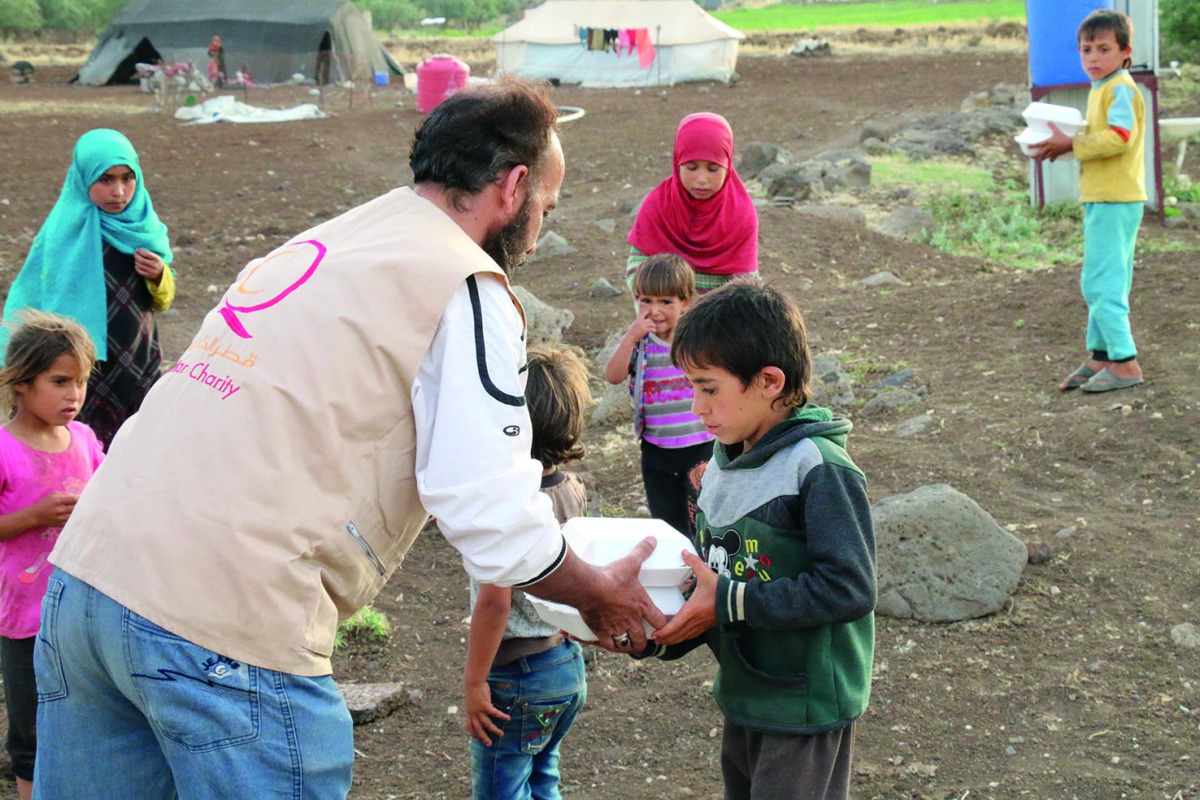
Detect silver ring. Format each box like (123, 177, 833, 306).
(613, 633, 630, 646)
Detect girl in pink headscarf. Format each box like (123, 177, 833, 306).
(626, 112, 759, 293)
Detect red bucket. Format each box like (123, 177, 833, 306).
(416, 55, 470, 114)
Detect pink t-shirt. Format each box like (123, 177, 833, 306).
(0, 421, 104, 639)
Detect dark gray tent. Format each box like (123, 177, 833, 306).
(76, 0, 404, 86)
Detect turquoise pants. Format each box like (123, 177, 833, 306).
(1081, 201, 1143, 361)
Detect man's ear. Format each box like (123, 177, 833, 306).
(498, 164, 530, 216)
(756, 366, 786, 400)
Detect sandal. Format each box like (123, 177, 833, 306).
(1080, 368, 1144, 393)
(1059, 363, 1097, 392)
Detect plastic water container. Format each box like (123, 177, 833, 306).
(416, 55, 469, 114)
(373, 71, 388, 87)
(1026, 0, 1114, 87)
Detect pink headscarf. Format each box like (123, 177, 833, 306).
(628, 112, 759, 276)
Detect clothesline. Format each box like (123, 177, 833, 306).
(574, 25, 657, 67)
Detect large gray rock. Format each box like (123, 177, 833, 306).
(859, 387, 920, 418)
(758, 162, 826, 202)
(511, 286, 574, 345)
(873, 206, 934, 240)
(338, 682, 409, 725)
(874, 484, 1028, 622)
(528, 231, 575, 261)
(810, 353, 855, 410)
(794, 205, 866, 227)
(739, 141, 793, 178)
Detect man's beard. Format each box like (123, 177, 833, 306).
(483, 193, 534, 277)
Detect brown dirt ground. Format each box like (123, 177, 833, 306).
(1, 34, 1199, 800)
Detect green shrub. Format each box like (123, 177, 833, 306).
(922, 188, 1081, 270)
(334, 605, 391, 650)
(1161, 0, 1200, 65)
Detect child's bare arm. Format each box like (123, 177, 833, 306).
(0, 493, 77, 541)
(464, 583, 512, 746)
(603, 310, 655, 384)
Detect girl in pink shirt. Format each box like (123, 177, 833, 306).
(0, 311, 104, 800)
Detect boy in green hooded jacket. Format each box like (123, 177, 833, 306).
(643, 282, 876, 800)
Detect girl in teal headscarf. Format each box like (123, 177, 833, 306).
(1, 128, 176, 448)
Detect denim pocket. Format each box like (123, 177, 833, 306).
(124, 611, 261, 752)
(516, 700, 573, 755)
(34, 576, 68, 702)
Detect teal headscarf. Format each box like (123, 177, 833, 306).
(1, 128, 172, 362)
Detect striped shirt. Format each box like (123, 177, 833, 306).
(632, 334, 714, 449)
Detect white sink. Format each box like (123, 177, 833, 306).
(1160, 117, 1200, 140)
(1160, 117, 1200, 172)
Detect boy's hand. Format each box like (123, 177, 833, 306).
(1031, 123, 1074, 162)
(133, 248, 166, 284)
(626, 308, 656, 341)
(652, 550, 717, 645)
(464, 680, 509, 746)
(30, 492, 78, 527)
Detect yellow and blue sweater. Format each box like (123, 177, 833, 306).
(1074, 69, 1146, 203)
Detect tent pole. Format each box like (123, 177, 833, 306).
(656, 25, 661, 86)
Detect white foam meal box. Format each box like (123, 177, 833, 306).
(526, 517, 697, 641)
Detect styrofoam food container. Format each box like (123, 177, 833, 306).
(1021, 101, 1084, 136)
(1014, 126, 1075, 160)
(561, 517, 697, 587)
(527, 585, 687, 641)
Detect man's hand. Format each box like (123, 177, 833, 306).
(652, 550, 717, 645)
(1031, 122, 1074, 162)
(527, 538, 667, 654)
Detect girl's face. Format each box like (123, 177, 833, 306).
(678, 159, 728, 201)
(12, 354, 88, 431)
(1079, 30, 1131, 81)
(637, 293, 690, 342)
(88, 165, 137, 215)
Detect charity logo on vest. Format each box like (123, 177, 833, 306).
(166, 359, 241, 400)
(220, 238, 327, 339)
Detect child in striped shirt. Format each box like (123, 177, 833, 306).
(604, 254, 714, 537)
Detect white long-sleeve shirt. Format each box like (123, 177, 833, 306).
(414, 274, 567, 587)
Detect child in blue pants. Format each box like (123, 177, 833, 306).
(1034, 9, 1146, 393)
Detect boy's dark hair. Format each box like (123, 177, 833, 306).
(410, 77, 559, 212)
(632, 254, 695, 300)
(1078, 10, 1134, 68)
(525, 344, 590, 469)
(1, 310, 97, 417)
(672, 282, 811, 410)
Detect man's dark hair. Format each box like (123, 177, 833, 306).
(1078, 9, 1134, 58)
(672, 281, 812, 410)
(409, 77, 559, 211)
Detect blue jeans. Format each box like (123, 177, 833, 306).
(33, 569, 354, 800)
(470, 640, 587, 800)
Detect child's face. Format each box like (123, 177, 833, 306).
(678, 159, 728, 201)
(13, 354, 87, 430)
(637, 293, 690, 341)
(1078, 30, 1131, 82)
(88, 165, 137, 215)
(683, 362, 788, 451)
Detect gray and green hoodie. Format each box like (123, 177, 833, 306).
(648, 405, 876, 735)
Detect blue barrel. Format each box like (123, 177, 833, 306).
(1026, 0, 1115, 87)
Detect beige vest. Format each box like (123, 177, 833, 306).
(52, 188, 513, 676)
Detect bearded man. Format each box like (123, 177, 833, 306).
(34, 78, 664, 799)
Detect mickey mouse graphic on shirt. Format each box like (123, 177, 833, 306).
(704, 528, 772, 582)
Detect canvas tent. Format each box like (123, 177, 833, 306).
(76, 0, 403, 87)
(492, 0, 743, 88)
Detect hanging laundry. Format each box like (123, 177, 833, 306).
(588, 27, 606, 50)
(634, 28, 655, 68)
(617, 28, 633, 56)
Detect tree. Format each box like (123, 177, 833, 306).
(38, 0, 89, 30)
(0, 0, 43, 33)
(1160, 0, 1200, 64)
(359, 0, 422, 34)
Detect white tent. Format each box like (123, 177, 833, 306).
(492, 0, 743, 88)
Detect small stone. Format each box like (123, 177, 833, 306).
(1026, 541, 1054, 565)
(1170, 623, 1200, 649)
(862, 271, 906, 288)
(1054, 525, 1077, 539)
